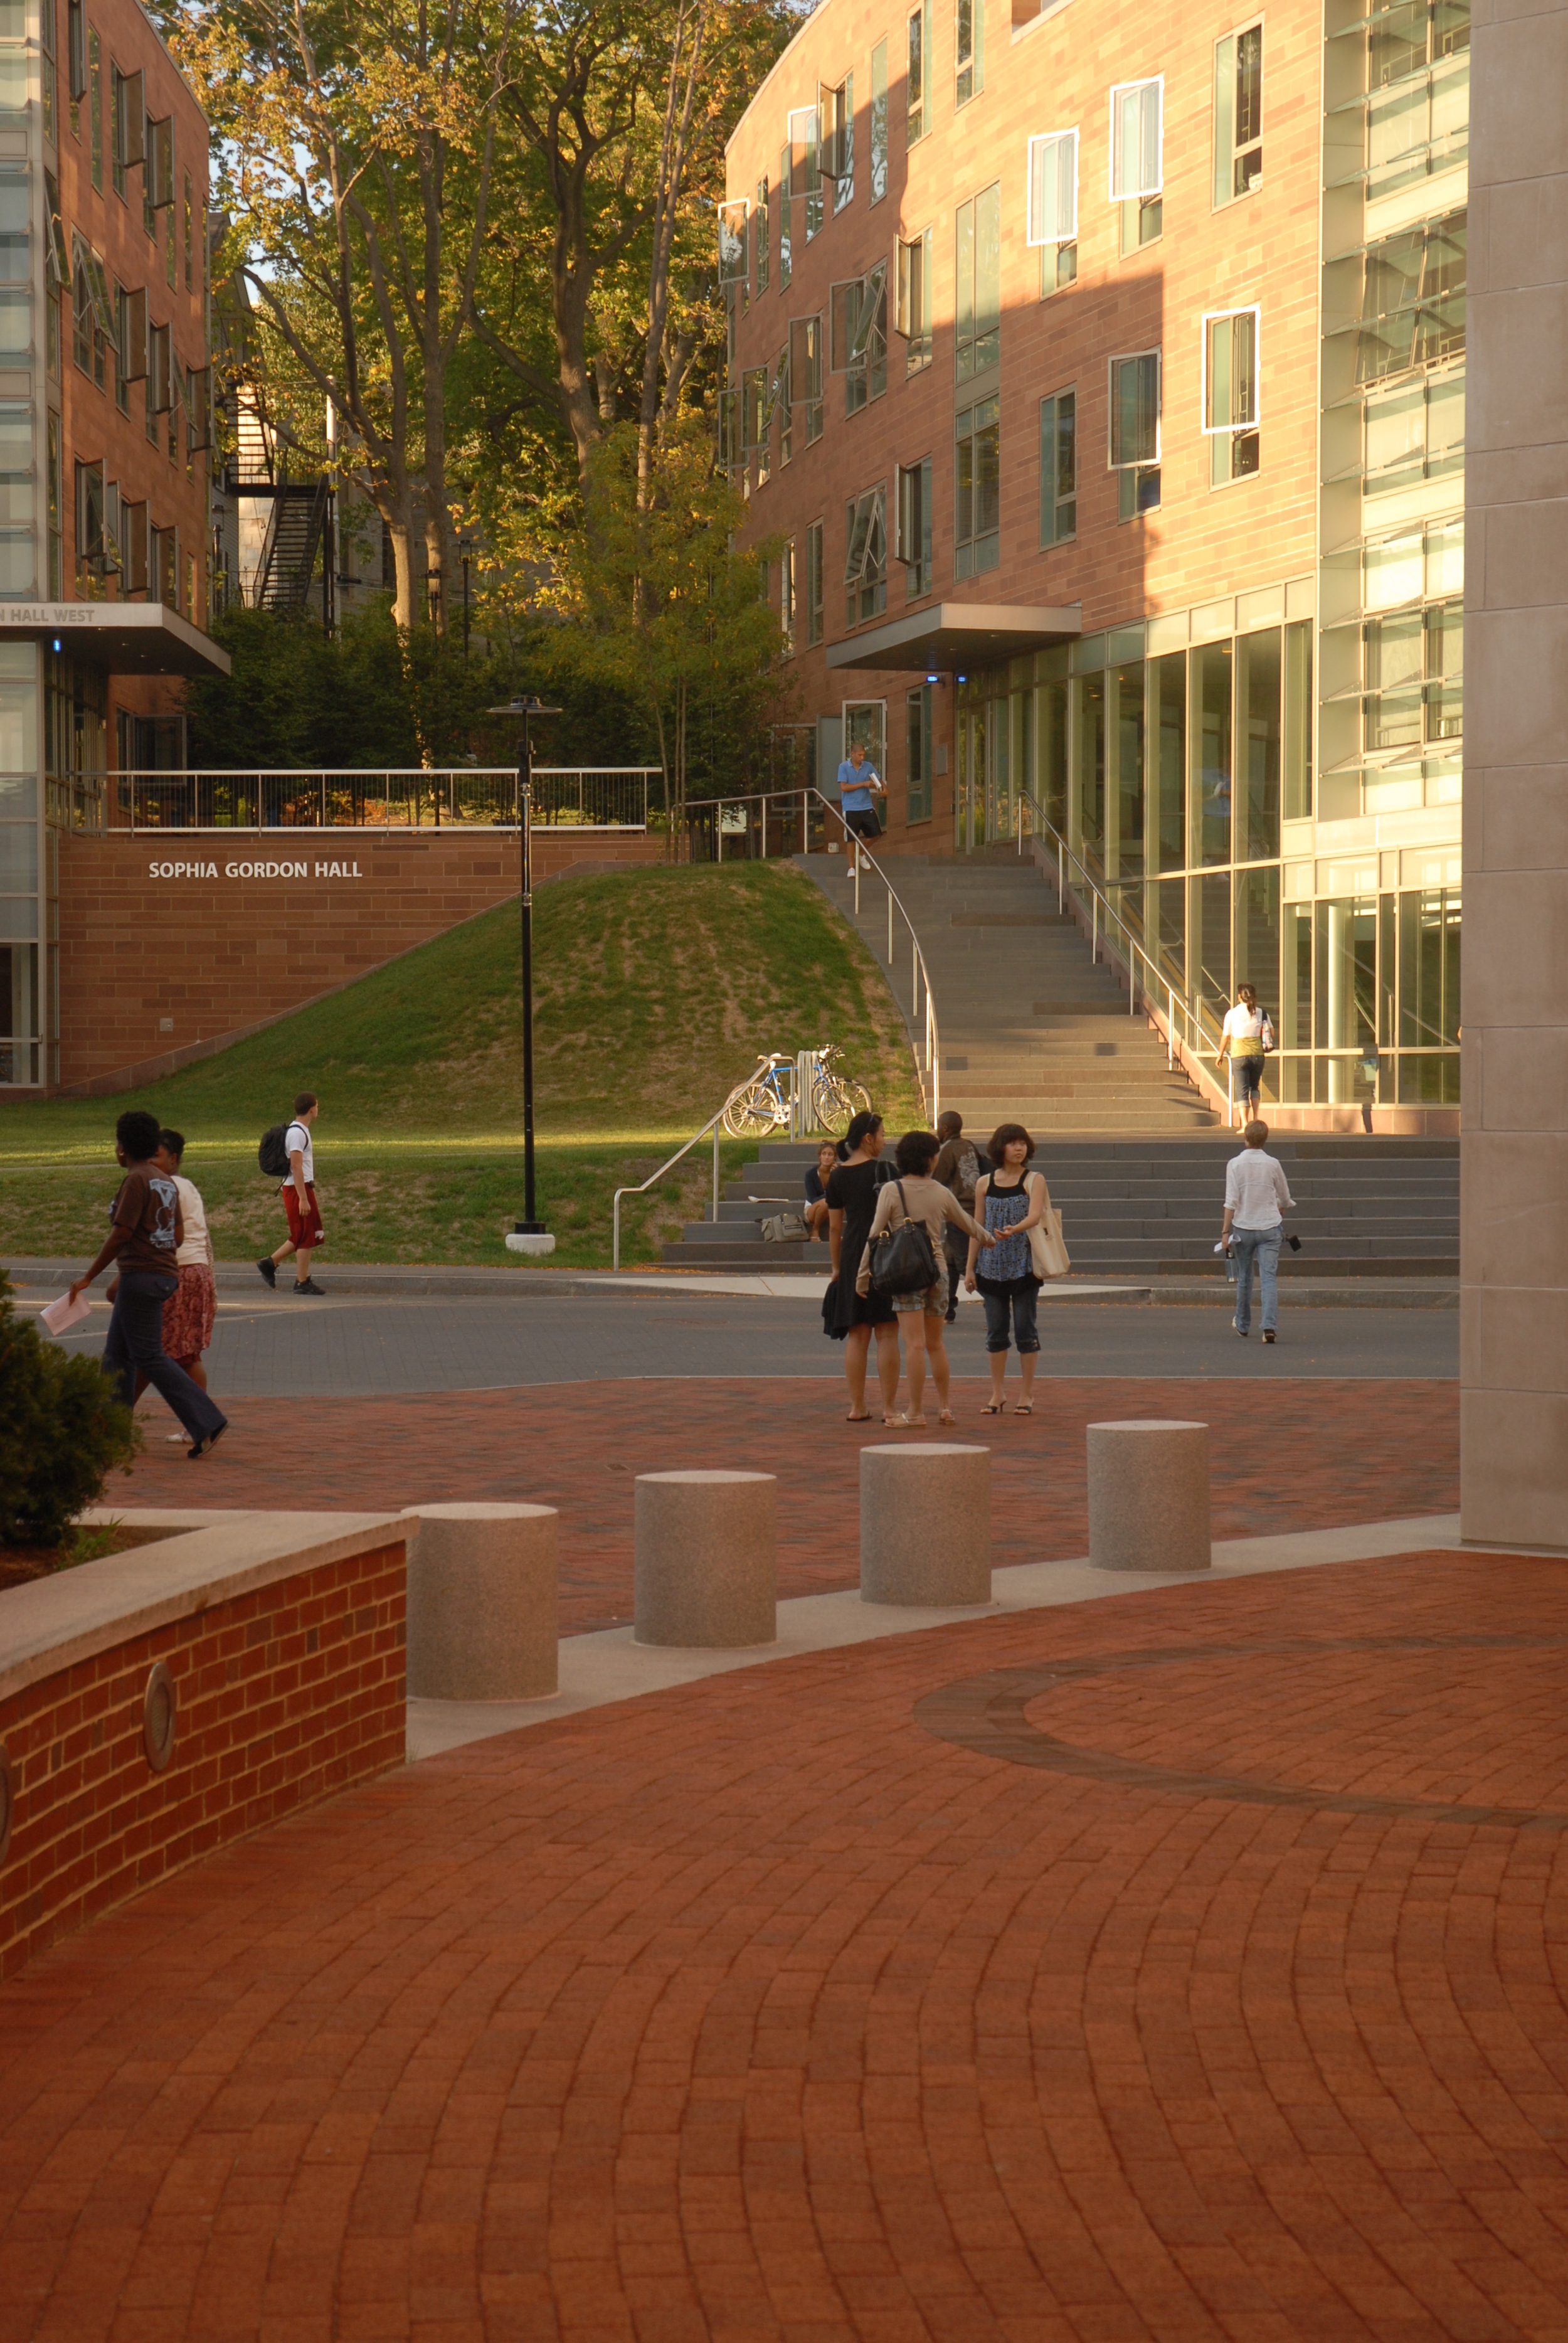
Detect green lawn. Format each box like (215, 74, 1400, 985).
(3, 862, 924, 1269)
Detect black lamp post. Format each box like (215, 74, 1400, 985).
(458, 534, 477, 662)
(489, 696, 561, 1251)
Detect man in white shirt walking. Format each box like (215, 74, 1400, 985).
(257, 1092, 326, 1295)
(1220, 1119, 1295, 1342)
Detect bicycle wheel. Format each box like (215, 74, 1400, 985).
(812, 1076, 855, 1136)
(723, 1081, 779, 1138)
(844, 1081, 872, 1117)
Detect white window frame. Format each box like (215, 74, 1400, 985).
(716, 198, 750, 285)
(829, 262, 888, 372)
(1107, 348, 1162, 469)
(1201, 305, 1260, 433)
(1212, 20, 1263, 210)
(1108, 76, 1163, 201)
(787, 105, 819, 198)
(1026, 128, 1078, 247)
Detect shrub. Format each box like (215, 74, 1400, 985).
(0, 1270, 139, 1551)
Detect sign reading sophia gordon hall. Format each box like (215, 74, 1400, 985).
(145, 859, 366, 879)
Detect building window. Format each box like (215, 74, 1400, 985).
(111, 63, 128, 199)
(896, 228, 932, 372)
(955, 398, 999, 578)
(754, 174, 769, 295)
(1110, 77, 1163, 201)
(955, 0, 983, 108)
(0, 403, 31, 534)
(906, 684, 933, 824)
(895, 455, 932, 598)
(66, 0, 84, 115)
(806, 518, 823, 646)
(1364, 367, 1465, 502)
(1204, 305, 1259, 483)
(1027, 129, 1078, 292)
(1214, 23, 1263, 205)
(46, 410, 61, 595)
(788, 105, 821, 242)
(1364, 599, 1462, 750)
(870, 40, 887, 203)
(906, 0, 931, 144)
(75, 457, 104, 573)
(780, 537, 795, 654)
(1039, 390, 1076, 545)
(818, 76, 849, 183)
(88, 26, 102, 193)
(72, 233, 114, 388)
(776, 143, 792, 287)
(844, 485, 886, 626)
(1355, 210, 1466, 385)
(183, 172, 193, 289)
(832, 262, 887, 415)
(1120, 193, 1162, 254)
(788, 312, 824, 444)
(1110, 349, 1160, 518)
(0, 167, 24, 289)
(955, 183, 1000, 383)
(40, 0, 55, 141)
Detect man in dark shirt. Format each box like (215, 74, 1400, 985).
(68, 1108, 228, 1458)
(931, 1112, 989, 1324)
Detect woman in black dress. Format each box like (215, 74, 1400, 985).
(825, 1110, 901, 1423)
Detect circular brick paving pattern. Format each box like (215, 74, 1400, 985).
(4, 1551, 1566, 2342)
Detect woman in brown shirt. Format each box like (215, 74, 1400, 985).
(856, 1129, 993, 1426)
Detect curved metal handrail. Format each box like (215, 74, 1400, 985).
(611, 1058, 772, 1273)
(807, 787, 942, 1121)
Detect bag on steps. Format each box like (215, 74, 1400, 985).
(760, 1211, 808, 1243)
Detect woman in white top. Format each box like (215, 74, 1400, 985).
(1219, 983, 1271, 1129)
(155, 1129, 216, 1392)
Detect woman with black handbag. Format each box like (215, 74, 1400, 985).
(825, 1111, 903, 1423)
(856, 1129, 993, 1427)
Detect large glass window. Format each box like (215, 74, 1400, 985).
(844, 486, 887, 626)
(955, 184, 1000, 383)
(1037, 671, 1067, 836)
(1155, 651, 1185, 871)
(954, 397, 999, 578)
(1284, 619, 1313, 819)
(1110, 351, 1160, 517)
(1192, 642, 1232, 866)
(896, 228, 933, 373)
(955, 0, 983, 108)
(1111, 661, 1144, 883)
(0, 401, 30, 526)
(1039, 390, 1076, 546)
(1356, 210, 1465, 384)
(805, 519, 822, 647)
(1204, 307, 1259, 484)
(1190, 872, 1232, 1030)
(896, 455, 932, 598)
(1234, 866, 1281, 1048)
(1239, 627, 1280, 861)
(870, 43, 887, 203)
(832, 262, 887, 414)
(906, 0, 931, 145)
(1213, 22, 1263, 205)
(906, 684, 933, 823)
(1076, 669, 1106, 876)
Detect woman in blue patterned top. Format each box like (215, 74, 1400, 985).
(965, 1124, 1048, 1415)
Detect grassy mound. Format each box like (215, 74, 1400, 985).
(1, 863, 923, 1268)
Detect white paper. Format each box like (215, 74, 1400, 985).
(40, 1290, 92, 1336)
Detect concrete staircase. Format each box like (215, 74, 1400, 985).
(660, 1133, 1460, 1278)
(796, 850, 1217, 1134)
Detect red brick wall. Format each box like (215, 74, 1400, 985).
(726, 0, 1322, 852)
(0, 1539, 405, 1979)
(50, 826, 667, 1090)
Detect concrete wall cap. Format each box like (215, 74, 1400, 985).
(636, 1470, 776, 1487)
(0, 1510, 409, 1707)
(401, 1502, 558, 1523)
(1089, 1419, 1209, 1435)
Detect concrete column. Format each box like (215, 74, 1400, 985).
(1462, 4, 1568, 1551)
(405, 1503, 558, 1701)
(634, 1471, 776, 1647)
(860, 1443, 991, 1605)
(1087, 1420, 1210, 1573)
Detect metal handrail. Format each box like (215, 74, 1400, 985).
(612, 1059, 771, 1273)
(807, 786, 942, 1122)
(1012, 785, 1231, 1114)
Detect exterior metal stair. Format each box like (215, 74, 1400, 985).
(258, 477, 329, 611)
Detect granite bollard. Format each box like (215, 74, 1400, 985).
(1086, 1420, 1211, 1571)
(633, 1470, 777, 1647)
(860, 1443, 991, 1605)
(405, 1502, 559, 1699)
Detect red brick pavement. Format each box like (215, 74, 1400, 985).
(115, 1376, 1459, 1631)
(2, 1550, 1567, 2341)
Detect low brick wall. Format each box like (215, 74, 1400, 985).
(0, 1511, 407, 1979)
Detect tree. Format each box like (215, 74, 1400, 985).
(0, 1273, 137, 1553)
(165, 0, 515, 630)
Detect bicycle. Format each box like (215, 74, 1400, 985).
(721, 1053, 793, 1138)
(810, 1042, 872, 1137)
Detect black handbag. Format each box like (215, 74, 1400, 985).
(869, 1179, 940, 1295)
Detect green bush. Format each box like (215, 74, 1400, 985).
(0, 1270, 138, 1551)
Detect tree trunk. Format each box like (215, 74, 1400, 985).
(636, 0, 709, 514)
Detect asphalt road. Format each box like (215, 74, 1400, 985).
(21, 1282, 1458, 1396)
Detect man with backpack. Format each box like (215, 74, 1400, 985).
(931, 1111, 989, 1324)
(256, 1092, 326, 1295)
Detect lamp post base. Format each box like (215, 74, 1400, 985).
(506, 1228, 556, 1257)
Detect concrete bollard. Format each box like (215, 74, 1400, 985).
(860, 1443, 991, 1606)
(405, 1503, 559, 1699)
(1086, 1420, 1211, 1572)
(633, 1470, 776, 1648)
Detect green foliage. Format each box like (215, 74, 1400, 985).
(0, 1271, 137, 1551)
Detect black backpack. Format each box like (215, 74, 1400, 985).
(258, 1124, 291, 1179)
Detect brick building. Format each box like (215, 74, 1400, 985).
(725, 0, 1467, 1122)
(0, 0, 225, 1090)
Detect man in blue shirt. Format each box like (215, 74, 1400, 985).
(837, 740, 886, 866)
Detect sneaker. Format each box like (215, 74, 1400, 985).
(1263, 1329, 1276, 1344)
(291, 1277, 327, 1295)
(1232, 1321, 1249, 1337)
(188, 1420, 228, 1460)
(256, 1257, 277, 1288)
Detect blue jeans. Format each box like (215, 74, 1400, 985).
(981, 1282, 1040, 1354)
(103, 1269, 226, 1443)
(1231, 1226, 1282, 1334)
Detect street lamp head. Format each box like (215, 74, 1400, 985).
(486, 698, 562, 719)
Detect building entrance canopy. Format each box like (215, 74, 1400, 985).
(0, 603, 231, 678)
(825, 602, 1082, 674)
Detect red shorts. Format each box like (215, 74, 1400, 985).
(284, 1181, 324, 1248)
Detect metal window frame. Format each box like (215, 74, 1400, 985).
(1107, 346, 1162, 469)
(818, 78, 849, 182)
(1201, 303, 1261, 432)
(716, 196, 750, 284)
